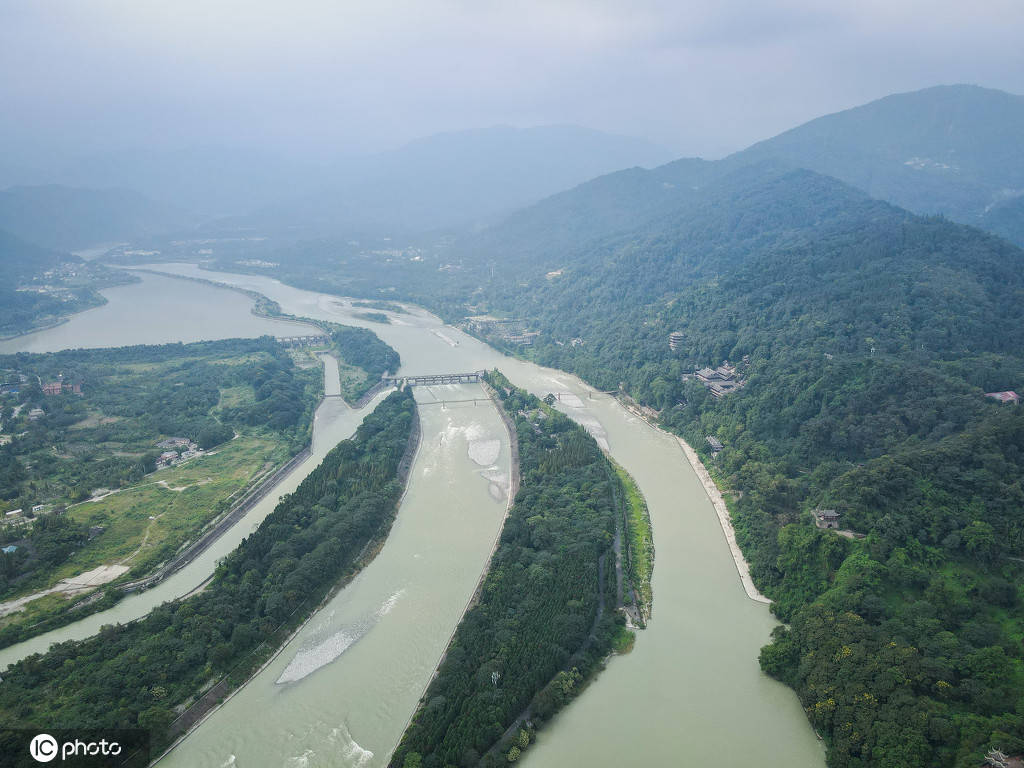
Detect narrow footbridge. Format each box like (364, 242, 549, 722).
(383, 370, 486, 387)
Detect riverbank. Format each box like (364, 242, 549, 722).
(154, 400, 423, 764)
(386, 381, 516, 763)
(674, 437, 770, 604)
(614, 398, 769, 604)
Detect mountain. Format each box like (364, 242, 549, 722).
(0, 228, 75, 284)
(731, 84, 1024, 239)
(282, 161, 1022, 768)
(49, 145, 316, 218)
(449, 86, 1024, 271)
(459, 168, 1024, 768)
(0, 185, 193, 251)
(253, 125, 674, 237)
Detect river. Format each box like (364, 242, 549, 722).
(0, 271, 317, 354)
(0, 265, 824, 768)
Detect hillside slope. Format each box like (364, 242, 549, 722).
(731, 84, 1024, 239)
(454, 169, 1024, 768)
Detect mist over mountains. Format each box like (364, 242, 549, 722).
(2, 84, 1022, 253)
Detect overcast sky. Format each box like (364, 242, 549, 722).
(2, 0, 1023, 165)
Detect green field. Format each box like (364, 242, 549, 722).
(612, 459, 653, 620)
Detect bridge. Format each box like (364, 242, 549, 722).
(277, 334, 330, 348)
(382, 371, 486, 387)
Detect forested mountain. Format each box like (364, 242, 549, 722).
(0, 185, 192, 251)
(443, 168, 1024, 767)
(731, 85, 1024, 242)
(0, 228, 73, 283)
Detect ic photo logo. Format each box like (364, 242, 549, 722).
(27, 732, 123, 763)
(28, 734, 58, 763)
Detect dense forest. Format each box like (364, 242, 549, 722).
(0, 337, 318, 510)
(0, 389, 417, 754)
(459, 171, 1024, 767)
(391, 371, 626, 768)
(246, 164, 1024, 766)
(328, 323, 401, 398)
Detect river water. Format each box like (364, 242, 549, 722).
(0, 271, 317, 354)
(0, 265, 824, 768)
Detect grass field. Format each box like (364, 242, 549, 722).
(613, 459, 654, 616)
(0, 433, 287, 630)
(336, 358, 372, 402)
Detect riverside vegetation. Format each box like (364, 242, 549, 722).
(232, 160, 1023, 765)
(391, 371, 649, 768)
(0, 320, 403, 651)
(0, 337, 321, 646)
(9, 85, 1022, 767)
(0, 389, 417, 754)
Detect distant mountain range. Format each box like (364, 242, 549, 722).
(732, 84, 1024, 240)
(252, 124, 675, 236)
(0, 185, 193, 251)
(465, 85, 1024, 262)
(0, 228, 76, 283)
(4, 85, 1023, 252)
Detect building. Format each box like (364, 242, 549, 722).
(1, 545, 17, 555)
(706, 436, 724, 455)
(5, 509, 21, 518)
(695, 362, 744, 399)
(156, 437, 191, 449)
(986, 391, 1020, 405)
(465, 316, 527, 336)
(814, 509, 841, 529)
(669, 331, 685, 352)
(42, 380, 82, 396)
(504, 332, 541, 346)
(28, 408, 44, 420)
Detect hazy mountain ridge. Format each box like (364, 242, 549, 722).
(730, 84, 1024, 236)
(253, 124, 675, 237)
(0, 227, 78, 282)
(455, 85, 1024, 269)
(0, 185, 193, 251)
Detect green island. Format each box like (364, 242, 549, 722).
(0, 229, 138, 339)
(0, 337, 322, 646)
(352, 300, 408, 314)
(391, 371, 651, 768)
(326, 323, 401, 401)
(0, 388, 417, 755)
(353, 310, 391, 324)
(611, 459, 653, 625)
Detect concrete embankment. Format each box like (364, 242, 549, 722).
(674, 437, 770, 605)
(615, 397, 769, 605)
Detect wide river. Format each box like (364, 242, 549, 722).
(0, 267, 824, 768)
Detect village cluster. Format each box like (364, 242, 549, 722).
(155, 436, 201, 469)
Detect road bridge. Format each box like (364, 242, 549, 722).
(382, 371, 486, 387)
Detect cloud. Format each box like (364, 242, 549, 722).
(0, 0, 1021, 163)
